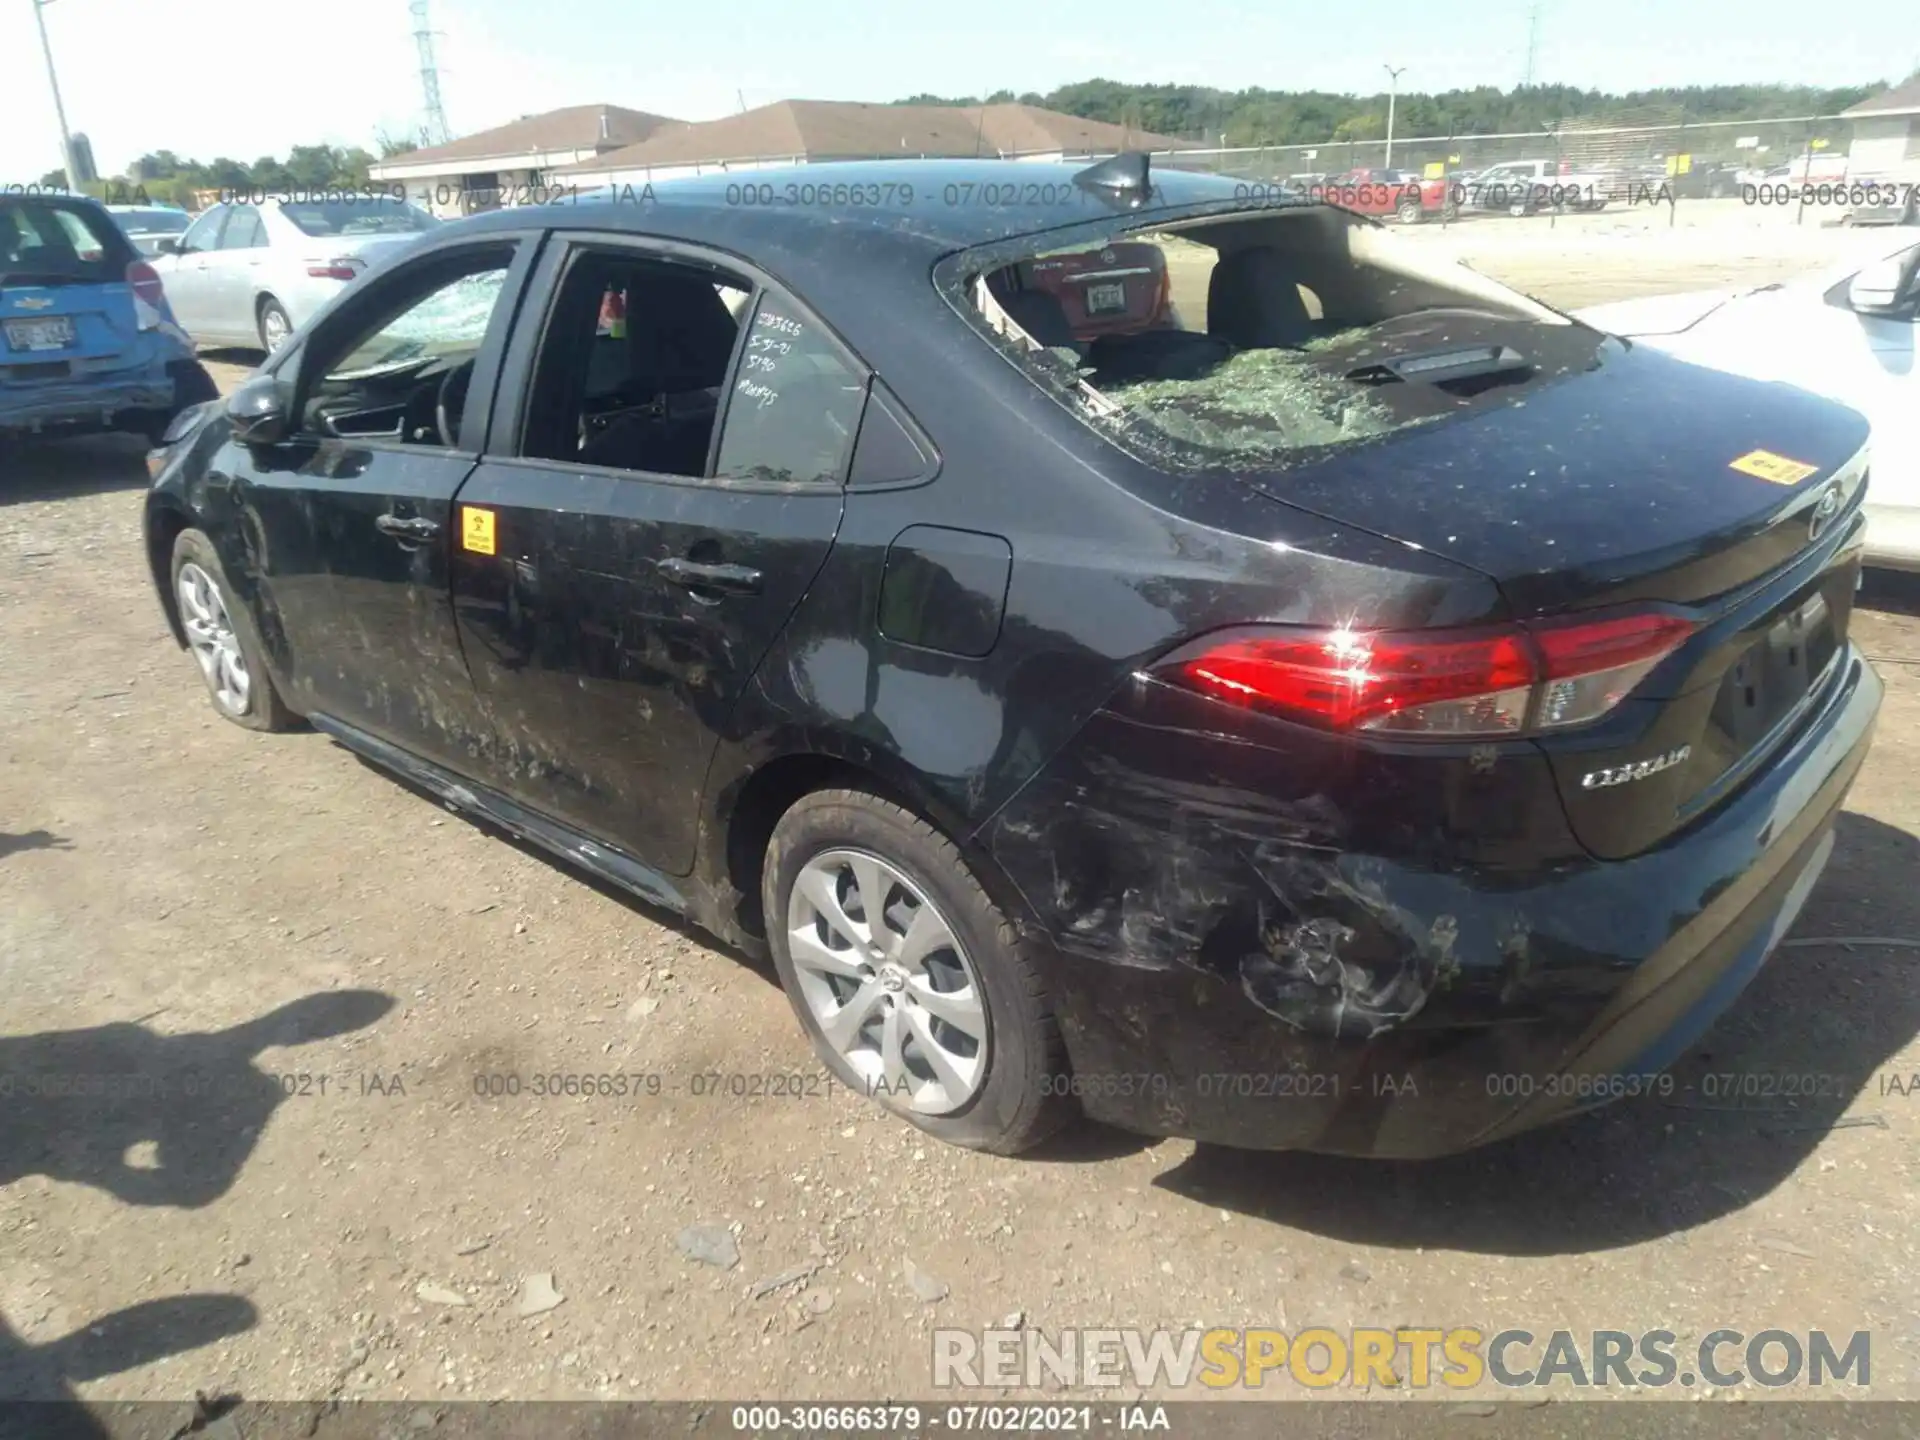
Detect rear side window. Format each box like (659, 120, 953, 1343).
(0, 199, 130, 283)
(713, 294, 867, 485)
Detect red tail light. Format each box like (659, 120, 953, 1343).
(126, 260, 166, 330)
(307, 258, 363, 280)
(1158, 611, 1696, 738)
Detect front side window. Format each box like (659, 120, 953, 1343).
(179, 206, 228, 253)
(713, 294, 867, 485)
(220, 206, 266, 250)
(964, 206, 1598, 472)
(300, 245, 515, 447)
(521, 248, 751, 479)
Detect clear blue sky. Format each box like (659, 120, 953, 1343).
(2, 0, 1915, 182)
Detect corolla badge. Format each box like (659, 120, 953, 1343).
(1581, 745, 1691, 790)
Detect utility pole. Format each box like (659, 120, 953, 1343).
(32, 0, 79, 192)
(1383, 64, 1407, 169)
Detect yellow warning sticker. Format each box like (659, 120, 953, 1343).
(1729, 450, 1820, 486)
(460, 505, 496, 555)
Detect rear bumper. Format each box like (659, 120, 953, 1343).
(0, 366, 178, 434)
(987, 647, 1881, 1158)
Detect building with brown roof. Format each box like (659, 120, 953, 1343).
(368, 104, 681, 213)
(550, 99, 1196, 184)
(1841, 78, 1920, 177)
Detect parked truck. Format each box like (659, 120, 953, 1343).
(1455, 158, 1615, 215)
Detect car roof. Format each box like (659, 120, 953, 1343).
(2, 191, 108, 212)
(439, 157, 1251, 257)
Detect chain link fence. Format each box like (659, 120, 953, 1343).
(1151, 112, 1862, 217)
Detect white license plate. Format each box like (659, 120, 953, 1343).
(4, 316, 77, 352)
(1084, 282, 1128, 315)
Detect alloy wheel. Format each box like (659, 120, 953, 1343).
(176, 562, 251, 716)
(260, 305, 291, 352)
(786, 848, 989, 1115)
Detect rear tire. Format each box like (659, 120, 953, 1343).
(763, 788, 1073, 1154)
(169, 528, 298, 732)
(1395, 196, 1424, 224)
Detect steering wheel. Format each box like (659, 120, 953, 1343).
(435, 360, 476, 448)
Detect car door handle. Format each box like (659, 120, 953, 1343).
(375, 513, 442, 541)
(657, 557, 763, 595)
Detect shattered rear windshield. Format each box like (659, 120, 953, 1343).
(965, 216, 1607, 472)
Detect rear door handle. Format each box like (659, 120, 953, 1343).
(658, 557, 763, 595)
(376, 513, 442, 541)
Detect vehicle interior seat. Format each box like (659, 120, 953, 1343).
(576, 271, 741, 476)
(985, 271, 1082, 356)
(1206, 246, 1318, 349)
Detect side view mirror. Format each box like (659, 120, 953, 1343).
(154, 237, 183, 255)
(1848, 259, 1912, 315)
(226, 375, 291, 445)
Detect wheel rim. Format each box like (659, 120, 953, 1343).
(787, 848, 989, 1116)
(261, 307, 290, 352)
(176, 562, 251, 716)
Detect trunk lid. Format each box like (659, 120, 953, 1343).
(1245, 335, 1873, 859)
(1247, 335, 1871, 614)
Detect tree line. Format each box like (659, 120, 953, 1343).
(37, 138, 420, 209)
(895, 79, 1896, 146)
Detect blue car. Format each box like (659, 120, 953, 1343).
(2, 191, 215, 448)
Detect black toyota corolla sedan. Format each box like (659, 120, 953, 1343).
(142, 156, 1881, 1158)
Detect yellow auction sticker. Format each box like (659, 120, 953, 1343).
(1729, 450, 1820, 486)
(460, 505, 497, 555)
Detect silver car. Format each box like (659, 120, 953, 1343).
(149, 195, 437, 352)
(105, 204, 193, 257)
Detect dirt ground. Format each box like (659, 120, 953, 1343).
(5, 228, 1920, 1422)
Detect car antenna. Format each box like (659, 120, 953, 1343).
(1073, 151, 1152, 206)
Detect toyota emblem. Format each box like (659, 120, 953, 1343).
(1808, 484, 1842, 542)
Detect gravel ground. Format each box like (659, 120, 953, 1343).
(4, 230, 1920, 1425)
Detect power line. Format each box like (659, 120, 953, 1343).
(411, 0, 452, 147)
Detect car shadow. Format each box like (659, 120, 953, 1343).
(0, 435, 151, 506)
(344, 752, 784, 991)
(196, 346, 265, 366)
(0, 1296, 254, 1423)
(0, 991, 393, 1207)
(1152, 809, 1920, 1254)
(1858, 568, 1920, 619)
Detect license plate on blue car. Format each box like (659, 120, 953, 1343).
(4, 316, 76, 351)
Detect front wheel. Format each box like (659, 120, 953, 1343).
(170, 528, 297, 731)
(1395, 197, 1424, 224)
(763, 788, 1073, 1154)
(257, 298, 293, 354)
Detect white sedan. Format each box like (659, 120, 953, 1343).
(148, 195, 437, 353)
(1578, 236, 1920, 570)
